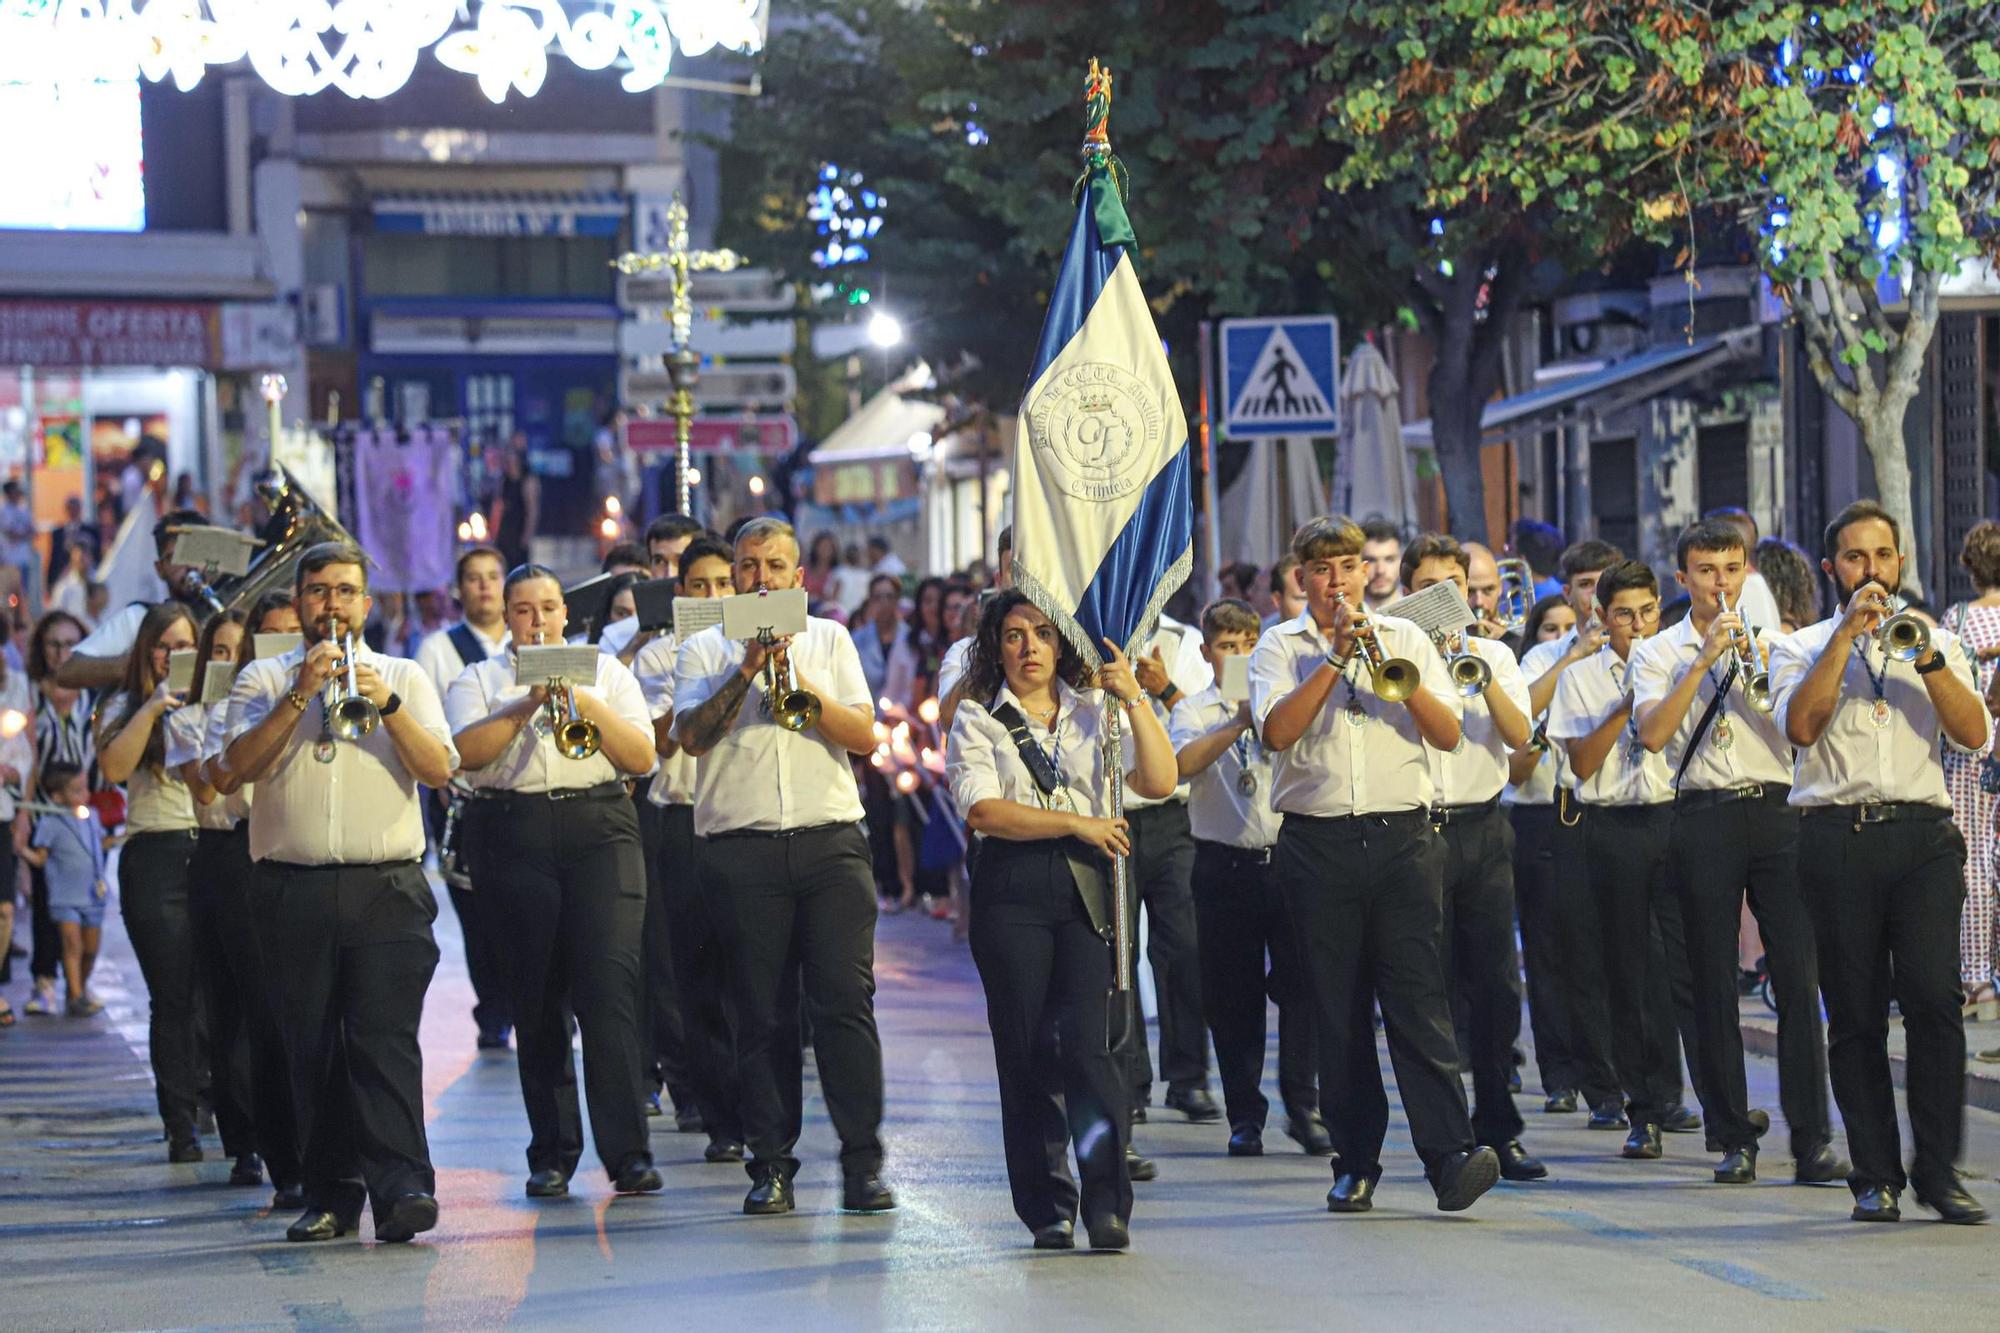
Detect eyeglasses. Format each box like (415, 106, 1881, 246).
(301, 582, 365, 601)
(1607, 603, 1661, 628)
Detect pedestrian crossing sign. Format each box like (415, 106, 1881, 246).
(1220, 315, 1341, 438)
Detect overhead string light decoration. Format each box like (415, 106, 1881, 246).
(0, 1, 766, 102)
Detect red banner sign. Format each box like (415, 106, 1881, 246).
(0, 300, 218, 368)
(624, 414, 798, 455)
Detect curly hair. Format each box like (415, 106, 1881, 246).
(961, 590, 1092, 704)
(1960, 519, 2000, 592)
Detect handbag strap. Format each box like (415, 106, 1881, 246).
(447, 623, 488, 667)
(989, 701, 1061, 796)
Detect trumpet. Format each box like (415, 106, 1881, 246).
(1496, 556, 1534, 635)
(1431, 628, 1492, 698)
(1870, 589, 1932, 663)
(1720, 592, 1772, 712)
(543, 682, 602, 760)
(758, 631, 822, 732)
(327, 618, 380, 741)
(1335, 591, 1419, 702)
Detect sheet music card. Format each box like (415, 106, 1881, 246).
(1219, 653, 1251, 702)
(515, 644, 602, 689)
(1377, 582, 1476, 637)
(167, 526, 257, 577)
(199, 661, 236, 705)
(721, 588, 808, 642)
(166, 649, 198, 693)
(672, 597, 726, 642)
(254, 632, 303, 660)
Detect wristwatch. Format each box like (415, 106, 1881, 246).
(379, 692, 403, 717)
(1915, 651, 1948, 676)
(1152, 682, 1179, 707)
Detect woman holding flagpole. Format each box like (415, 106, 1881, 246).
(946, 589, 1177, 1252)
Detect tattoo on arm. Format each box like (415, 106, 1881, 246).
(683, 671, 753, 752)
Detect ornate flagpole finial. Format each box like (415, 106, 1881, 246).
(1075, 58, 1128, 202)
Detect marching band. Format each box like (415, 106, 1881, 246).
(70, 489, 1994, 1248)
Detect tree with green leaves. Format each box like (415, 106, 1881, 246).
(1312, 1, 1679, 541)
(1642, 1, 2000, 591)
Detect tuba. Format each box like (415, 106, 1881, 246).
(201, 466, 364, 625)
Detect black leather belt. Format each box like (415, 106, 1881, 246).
(1675, 782, 1790, 814)
(1288, 808, 1429, 830)
(1209, 842, 1273, 865)
(1802, 801, 1949, 828)
(706, 820, 854, 841)
(1429, 795, 1501, 827)
(477, 781, 628, 804)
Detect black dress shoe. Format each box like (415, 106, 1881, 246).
(286, 1208, 357, 1243)
(1495, 1140, 1548, 1181)
(1326, 1172, 1375, 1213)
(229, 1153, 265, 1187)
(1435, 1147, 1501, 1212)
(272, 1183, 307, 1211)
(1130, 1103, 1148, 1125)
(1164, 1086, 1222, 1123)
(704, 1138, 746, 1164)
(1544, 1090, 1578, 1114)
(840, 1174, 896, 1214)
(1227, 1123, 1264, 1157)
(1713, 1146, 1757, 1184)
(476, 1028, 512, 1051)
(1283, 1111, 1335, 1157)
(1793, 1144, 1850, 1186)
(167, 1137, 204, 1164)
(1085, 1216, 1130, 1251)
(1587, 1101, 1627, 1131)
(673, 1104, 705, 1135)
(1125, 1146, 1158, 1182)
(374, 1192, 439, 1243)
(1622, 1124, 1663, 1160)
(1914, 1182, 1990, 1225)
(1746, 1108, 1771, 1138)
(525, 1169, 569, 1198)
(1661, 1105, 1702, 1133)
(744, 1170, 796, 1216)
(1032, 1220, 1075, 1250)
(1850, 1184, 1902, 1222)
(614, 1162, 663, 1195)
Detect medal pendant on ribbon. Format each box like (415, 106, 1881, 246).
(1870, 698, 1893, 729)
(1237, 769, 1258, 798)
(313, 739, 337, 764)
(1345, 702, 1369, 728)
(1713, 716, 1734, 751)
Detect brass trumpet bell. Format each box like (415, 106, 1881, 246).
(543, 682, 601, 759)
(773, 689, 822, 732)
(1339, 591, 1420, 702)
(1879, 610, 1930, 663)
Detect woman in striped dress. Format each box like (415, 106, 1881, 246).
(1944, 521, 2000, 1021)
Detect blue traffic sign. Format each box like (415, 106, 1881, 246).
(1219, 316, 1341, 438)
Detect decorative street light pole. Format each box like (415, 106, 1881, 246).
(613, 196, 741, 516)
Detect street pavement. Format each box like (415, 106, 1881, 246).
(3, 893, 1998, 1332)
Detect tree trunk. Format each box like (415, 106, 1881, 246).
(1417, 241, 1526, 543)
(1429, 352, 1489, 542)
(1858, 400, 1920, 596)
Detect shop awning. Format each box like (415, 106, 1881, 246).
(1402, 325, 1763, 449)
(371, 190, 627, 238)
(806, 362, 945, 509)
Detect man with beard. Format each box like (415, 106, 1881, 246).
(1770, 500, 1992, 1225)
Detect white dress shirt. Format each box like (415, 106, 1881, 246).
(100, 696, 197, 832)
(937, 636, 972, 703)
(445, 650, 652, 794)
(201, 693, 256, 825)
(1432, 636, 1531, 807)
(1121, 616, 1210, 810)
(1628, 615, 1792, 791)
(1737, 571, 1784, 636)
(414, 621, 508, 710)
(165, 701, 249, 830)
(671, 616, 870, 837)
(1546, 644, 1672, 807)
(1509, 633, 1579, 805)
(948, 680, 1118, 821)
(1169, 685, 1281, 849)
(634, 631, 698, 807)
(1248, 611, 1461, 817)
(74, 602, 148, 661)
(0, 728, 34, 822)
(224, 644, 456, 865)
(596, 615, 643, 660)
(1769, 616, 1990, 807)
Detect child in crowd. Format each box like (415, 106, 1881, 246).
(19, 762, 110, 1016)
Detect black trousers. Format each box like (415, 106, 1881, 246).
(1670, 790, 1832, 1155)
(1437, 806, 1526, 1147)
(1581, 804, 1706, 1128)
(423, 789, 511, 1039)
(119, 829, 202, 1139)
(634, 793, 693, 1104)
(1273, 811, 1476, 1185)
(1550, 801, 1623, 1108)
(190, 827, 300, 1183)
(1121, 802, 1207, 1101)
(1798, 810, 1968, 1196)
(470, 791, 650, 1180)
(28, 863, 60, 985)
(1191, 840, 1314, 1130)
(970, 837, 1132, 1234)
(1510, 804, 1579, 1097)
(658, 803, 741, 1143)
(251, 859, 438, 1223)
(698, 822, 884, 1179)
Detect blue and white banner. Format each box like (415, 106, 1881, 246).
(1012, 170, 1192, 669)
